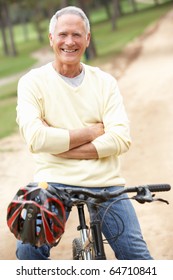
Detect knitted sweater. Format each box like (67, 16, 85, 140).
(17, 62, 131, 187)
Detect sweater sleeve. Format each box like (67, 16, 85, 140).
(16, 73, 70, 154)
(92, 77, 131, 158)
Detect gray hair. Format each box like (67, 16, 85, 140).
(49, 6, 90, 35)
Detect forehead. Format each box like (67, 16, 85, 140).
(56, 14, 86, 32)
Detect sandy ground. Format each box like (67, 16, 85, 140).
(0, 9, 173, 260)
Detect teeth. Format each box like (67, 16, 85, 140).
(63, 49, 76, 53)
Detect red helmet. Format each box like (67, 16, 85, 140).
(7, 182, 66, 247)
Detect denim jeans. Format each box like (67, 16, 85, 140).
(16, 185, 153, 260)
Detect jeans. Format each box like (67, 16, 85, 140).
(16, 185, 153, 260)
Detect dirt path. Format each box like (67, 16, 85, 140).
(0, 10, 173, 260)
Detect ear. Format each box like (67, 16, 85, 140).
(49, 33, 53, 47)
(86, 33, 91, 47)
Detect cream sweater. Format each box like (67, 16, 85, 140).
(17, 63, 131, 187)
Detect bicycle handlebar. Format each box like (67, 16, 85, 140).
(47, 183, 171, 204)
(130, 184, 171, 193)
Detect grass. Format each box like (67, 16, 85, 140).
(0, 54, 37, 78)
(0, 1, 172, 139)
(0, 36, 47, 78)
(0, 81, 18, 138)
(0, 98, 17, 138)
(0, 81, 17, 100)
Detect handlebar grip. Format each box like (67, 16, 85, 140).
(147, 184, 171, 192)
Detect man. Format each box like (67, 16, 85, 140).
(16, 6, 152, 260)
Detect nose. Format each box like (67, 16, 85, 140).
(65, 35, 75, 46)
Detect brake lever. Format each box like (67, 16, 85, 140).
(132, 187, 169, 204)
(152, 198, 169, 204)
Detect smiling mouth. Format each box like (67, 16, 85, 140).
(61, 49, 78, 53)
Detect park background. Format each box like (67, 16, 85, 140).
(0, 0, 173, 259)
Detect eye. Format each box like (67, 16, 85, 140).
(58, 33, 67, 38)
(73, 33, 81, 38)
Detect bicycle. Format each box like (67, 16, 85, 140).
(46, 183, 171, 260)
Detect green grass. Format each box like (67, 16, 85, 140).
(0, 81, 17, 100)
(0, 1, 172, 139)
(0, 98, 17, 138)
(0, 82, 18, 138)
(0, 36, 47, 78)
(0, 54, 37, 78)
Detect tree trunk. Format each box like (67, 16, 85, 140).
(77, 0, 97, 59)
(111, 0, 120, 31)
(0, 5, 10, 55)
(0, 2, 17, 56)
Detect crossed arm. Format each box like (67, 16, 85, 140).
(43, 121, 105, 159)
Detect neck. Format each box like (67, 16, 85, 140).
(53, 62, 83, 78)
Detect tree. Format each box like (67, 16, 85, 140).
(0, 0, 17, 56)
(111, 0, 121, 30)
(0, 4, 9, 55)
(77, 0, 97, 59)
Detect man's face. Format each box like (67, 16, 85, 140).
(49, 14, 90, 65)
